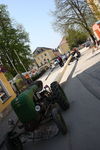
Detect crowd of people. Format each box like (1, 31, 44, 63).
(55, 47, 81, 68)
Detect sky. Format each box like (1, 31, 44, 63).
(0, 0, 62, 52)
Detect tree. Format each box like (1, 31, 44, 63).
(66, 28, 88, 49)
(0, 5, 32, 77)
(87, 0, 100, 20)
(52, 0, 96, 43)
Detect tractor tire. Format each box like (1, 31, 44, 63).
(50, 81, 70, 110)
(5, 132, 23, 150)
(51, 108, 67, 135)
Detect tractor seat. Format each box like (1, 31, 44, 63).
(33, 80, 43, 92)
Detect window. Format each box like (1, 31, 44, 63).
(0, 80, 10, 103)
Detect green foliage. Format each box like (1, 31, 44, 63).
(66, 29, 88, 49)
(16, 79, 27, 91)
(4, 72, 13, 80)
(0, 4, 32, 77)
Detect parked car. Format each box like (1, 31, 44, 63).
(84, 41, 92, 47)
(61, 54, 68, 61)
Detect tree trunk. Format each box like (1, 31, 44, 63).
(89, 32, 96, 44)
(86, 28, 96, 44)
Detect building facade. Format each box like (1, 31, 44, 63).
(92, 20, 100, 40)
(33, 47, 56, 68)
(0, 72, 16, 114)
(58, 36, 69, 54)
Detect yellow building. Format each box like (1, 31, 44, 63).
(58, 36, 69, 54)
(0, 72, 16, 114)
(87, 0, 100, 20)
(33, 47, 56, 68)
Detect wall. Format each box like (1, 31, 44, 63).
(58, 36, 69, 54)
(92, 23, 100, 40)
(0, 72, 16, 113)
(34, 49, 55, 67)
(47, 50, 55, 60)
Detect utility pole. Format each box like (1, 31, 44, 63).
(14, 50, 27, 72)
(6, 53, 19, 74)
(6, 53, 28, 85)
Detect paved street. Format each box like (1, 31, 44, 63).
(1, 47, 100, 150)
(39, 65, 64, 86)
(22, 48, 100, 150)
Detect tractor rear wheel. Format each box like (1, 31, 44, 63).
(50, 81, 70, 110)
(51, 108, 67, 135)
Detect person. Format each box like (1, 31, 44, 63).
(71, 47, 81, 60)
(96, 40, 100, 50)
(25, 73, 31, 85)
(70, 48, 77, 56)
(63, 53, 68, 61)
(67, 51, 70, 57)
(57, 56, 64, 67)
(91, 40, 97, 53)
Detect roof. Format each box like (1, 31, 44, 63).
(33, 47, 54, 55)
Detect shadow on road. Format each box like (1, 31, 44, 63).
(61, 61, 100, 102)
(59, 61, 100, 150)
(77, 62, 100, 100)
(61, 60, 78, 89)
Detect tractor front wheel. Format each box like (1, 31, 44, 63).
(51, 108, 67, 135)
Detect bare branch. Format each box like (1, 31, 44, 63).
(52, 0, 96, 42)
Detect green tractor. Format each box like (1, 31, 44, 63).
(6, 81, 70, 150)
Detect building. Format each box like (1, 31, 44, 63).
(58, 36, 69, 54)
(92, 20, 100, 40)
(53, 49, 61, 57)
(0, 72, 16, 116)
(87, 0, 100, 20)
(33, 47, 56, 68)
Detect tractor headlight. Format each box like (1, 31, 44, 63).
(35, 105, 41, 112)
